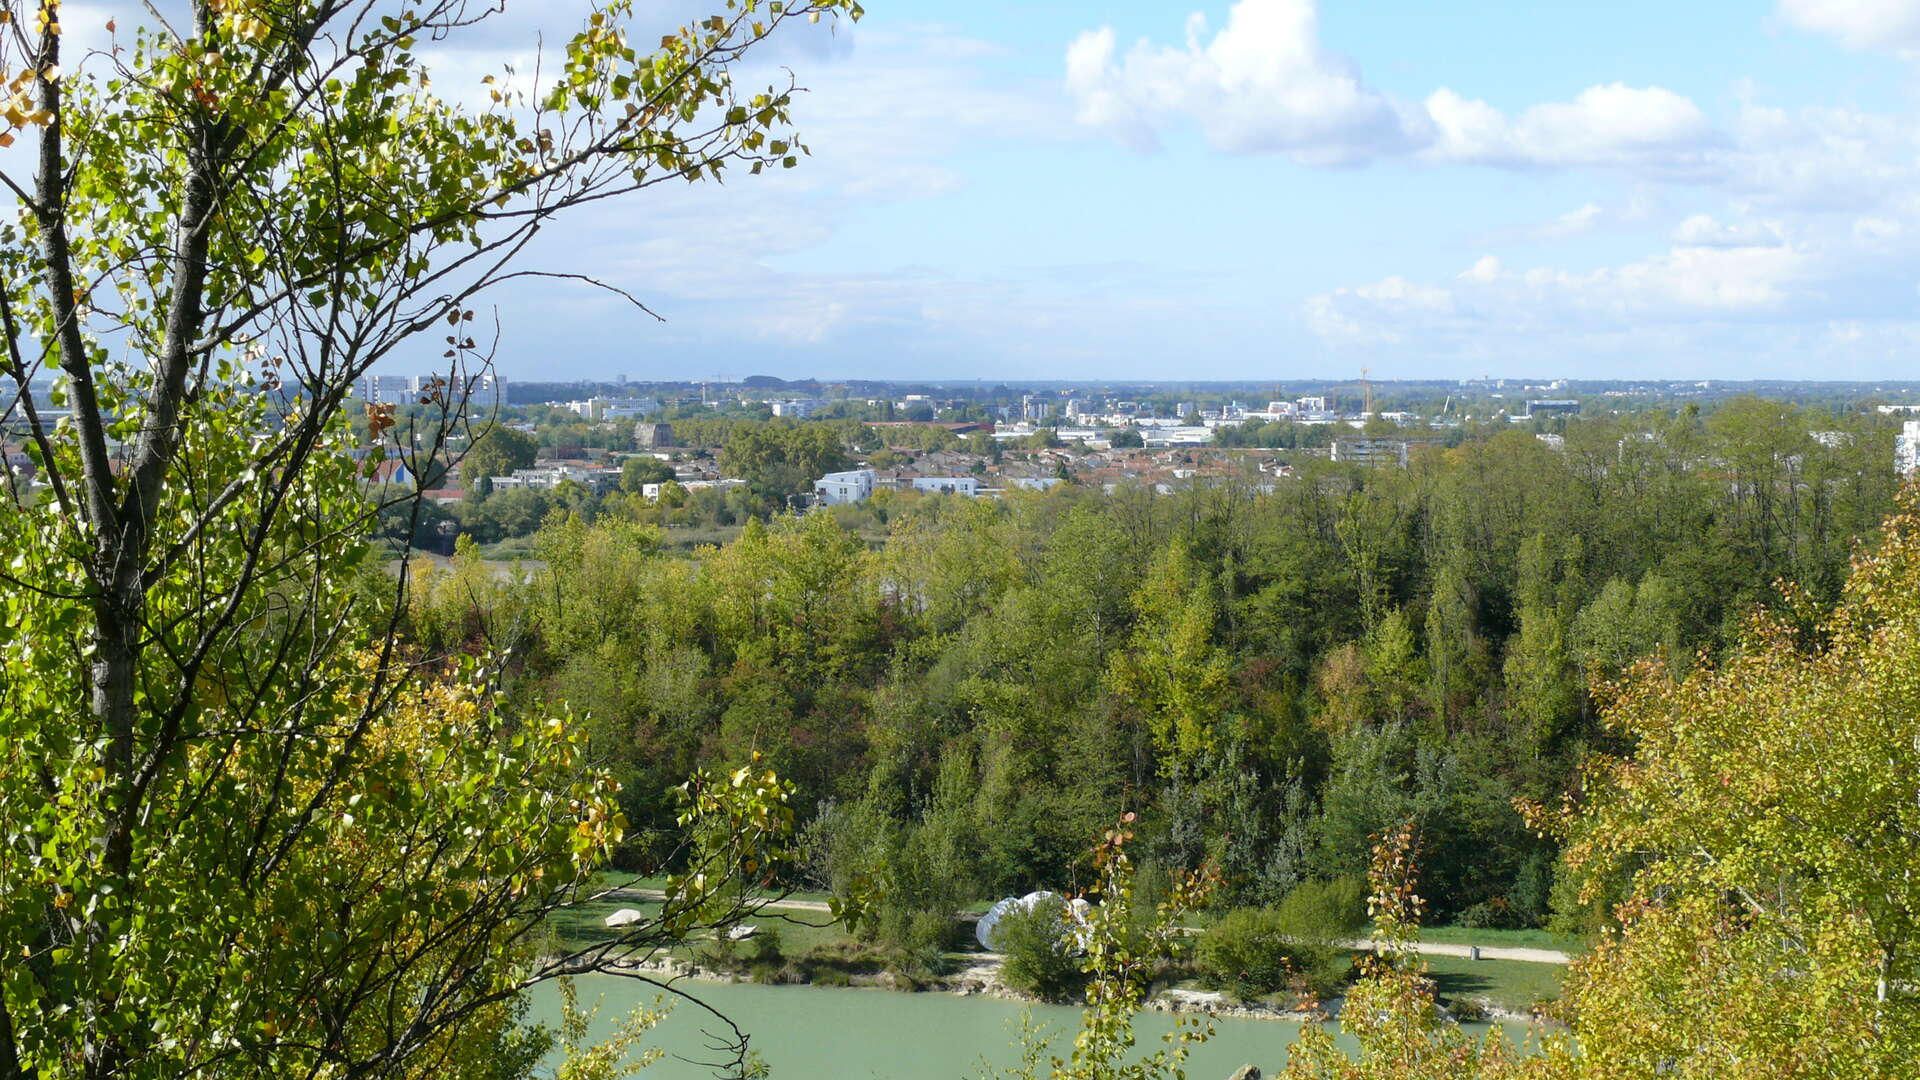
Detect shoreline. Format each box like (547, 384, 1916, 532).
(571, 952, 1546, 1029)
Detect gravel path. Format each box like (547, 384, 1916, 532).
(1341, 939, 1571, 965)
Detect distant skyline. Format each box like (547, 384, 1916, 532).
(238, 2, 1920, 379)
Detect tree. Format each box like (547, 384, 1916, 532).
(619, 455, 675, 493)
(1532, 488, 1920, 1078)
(0, 0, 862, 1075)
(462, 425, 540, 490)
(1280, 491, 1920, 1080)
(720, 420, 852, 498)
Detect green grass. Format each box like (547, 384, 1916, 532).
(1418, 925, 1584, 953)
(656, 524, 745, 553)
(580, 870, 835, 907)
(1420, 955, 1566, 1015)
(542, 880, 855, 960)
(475, 538, 542, 560)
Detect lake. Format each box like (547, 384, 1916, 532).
(524, 976, 1488, 1079)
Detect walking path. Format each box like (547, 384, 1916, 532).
(1341, 939, 1571, 965)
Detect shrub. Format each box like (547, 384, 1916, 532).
(994, 897, 1085, 1001)
(883, 909, 957, 980)
(1456, 898, 1526, 930)
(1195, 908, 1297, 1001)
(1197, 880, 1367, 1001)
(1273, 876, 1368, 940)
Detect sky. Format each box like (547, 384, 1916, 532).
(57, 1, 1920, 381)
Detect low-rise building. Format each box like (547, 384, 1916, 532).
(815, 468, 876, 505)
(490, 463, 617, 493)
(564, 396, 659, 420)
(1333, 438, 1413, 468)
(770, 398, 826, 418)
(909, 476, 981, 497)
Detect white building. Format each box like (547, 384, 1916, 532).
(770, 399, 825, 418)
(910, 476, 981, 497)
(815, 468, 876, 505)
(489, 463, 615, 493)
(1333, 438, 1412, 467)
(1141, 426, 1215, 447)
(1899, 421, 1920, 476)
(359, 372, 507, 406)
(563, 396, 659, 420)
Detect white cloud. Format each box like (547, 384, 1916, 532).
(1067, 1, 1724, 176)
(1425, 83, 1715, 170)
(1308, 239, 1809, 352)
(1777, 0, 1920, 54)
(1064, 0, 1425, 162)
(1058, 0, 1920, 223)
(1671, 214, 1785, 247)
(1540, 203, 1606, 239)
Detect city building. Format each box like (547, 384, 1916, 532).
(1899, 421, 1920, 476)
(1525, 399, 1581, 417)
(633, 421, 675, 449)
(1333, 438, 1413, 467)
(909, 476, 981, 497)
(489, 463, 617, 493)
(357, 372, 507, 406)
(815, 468, 876, 505)
(770, 399, 825, 418)
(564, 396, 659, 420)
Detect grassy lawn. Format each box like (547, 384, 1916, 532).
(474, 538, 542, 561)
(542, 884, 855, 961)
(580, 870, 836, 908)
(1420, 954, 1565, 1015)
(657, 524, 745, 553)
(1418, 925, 1585, 953)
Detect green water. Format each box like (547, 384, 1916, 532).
(524, 976, 1468, 1079)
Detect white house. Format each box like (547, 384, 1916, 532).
(909, 476, 980, 497)
(815, 468, 876, 505)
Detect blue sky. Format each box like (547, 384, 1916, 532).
(118, 1, 1920, 380)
